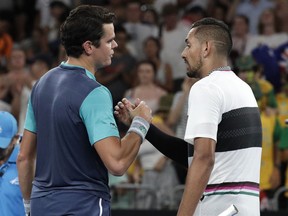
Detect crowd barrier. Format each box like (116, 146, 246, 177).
(110, 183, 288, 215)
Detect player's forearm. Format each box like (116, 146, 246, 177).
(117, 115, 150, 173)
(177, 154, 214, 215)
(116, 132, 143, 174)
(17, 157, 35, 200)
(146, 124, 189, 168)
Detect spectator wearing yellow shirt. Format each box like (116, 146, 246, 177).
(236, 55, 282, 210)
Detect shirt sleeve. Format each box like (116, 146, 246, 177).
(24, 97, 37, 133)
(80, 86, 120, 145)
(184, 82, 223, 145)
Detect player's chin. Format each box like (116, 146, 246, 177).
(186, 71, 198, 78)
(103, 59, 112, 67)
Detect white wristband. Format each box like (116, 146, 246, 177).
(127, 116, 150, 142)
(23, 199, 31, 216)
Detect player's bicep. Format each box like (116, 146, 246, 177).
(80, 87, 120, 145)
(24, 98, 37, 133)
(185, 84, 223, 144)
(20, 129, 37, 159)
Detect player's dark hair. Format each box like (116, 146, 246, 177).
(191, 17, 233, 57)
(60, 5, 116, 57)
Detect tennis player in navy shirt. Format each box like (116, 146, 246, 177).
(17, 5, 152, 216)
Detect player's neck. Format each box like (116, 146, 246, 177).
(66, 57, 96, 75)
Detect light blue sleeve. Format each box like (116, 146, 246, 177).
(24, 97, 37, 133)
(80, 86, 120, 145)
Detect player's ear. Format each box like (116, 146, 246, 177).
(202, 41, 212, 58)
(82, 41, 94, 55)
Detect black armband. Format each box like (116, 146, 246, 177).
(146, 124, 189, 168)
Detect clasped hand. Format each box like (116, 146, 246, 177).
(114, 98, 152, 125)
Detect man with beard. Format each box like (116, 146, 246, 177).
(115, 17, 262, 215)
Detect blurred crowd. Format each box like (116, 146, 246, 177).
(0, 0, 288, 212)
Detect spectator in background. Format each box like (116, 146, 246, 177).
(276, 83, 288, 210)
(46, 1, 70, 58)
(140, 4, 159, 28)
(106, 0, 126, 25)
(259, 96, 282, 211)
(123, 1, 159, 60)
(180, 5, 207, 28)
(167, 77, 197, 145)
(0, 111, 25, 216)
(236, 55, 278, 111)
(143, 36, 174, 92)
(166, 77, 198, 184)
(34, 0, 72, 37)
(0, 66, 11, 112)
(160, 3, 190, 92)
(244, 8, 288, 56)
(20, 27, 51, 65)
(207, 0, 230, 21)
(0, 17, 13, 67)
(133, 95, 179, 210)
(230, 15, 250, 67)
(277, 83, 288, 154)
(275, 0, 288, 33)
(4, 46, 30, 120)
(152, 0, 177, 15)
(124, 60, 167, 115)
(210, 3, 227, 22)
(235, 56, 281, 210)
(18, 54, 52, 134)
(235, 0, 275, 35)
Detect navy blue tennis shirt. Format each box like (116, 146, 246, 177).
(24, 62, 120, 201)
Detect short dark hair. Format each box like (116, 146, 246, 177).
(191, 17, 233, 57)
(60, 5, 116, 58)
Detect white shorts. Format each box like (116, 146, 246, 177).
(194, 194, 260, 216)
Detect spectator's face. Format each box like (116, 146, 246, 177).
(144, 39, 159, 58)
(260, 9, 274, 25)
(137, 63, 155, 84)
(233, 17, 249, 36)
(181, 29, 203, 78)
(0, 134, 21, 163)
(126, 3, 141, 22)
(163, 14, 178, 30)
(9, 49, 26, 70)
(142, 10, 157, 25)
(94, 24, 118, 69)
(31, 61, 48, 80)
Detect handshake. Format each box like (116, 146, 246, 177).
(114, 98, 152, 125)
(114, 98, 153, 141)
